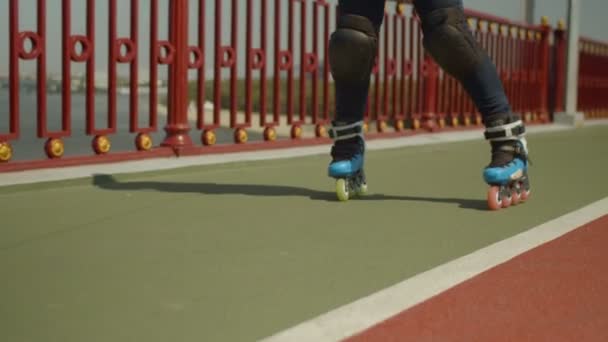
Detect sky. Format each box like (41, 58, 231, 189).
(0, 0, 606, 77)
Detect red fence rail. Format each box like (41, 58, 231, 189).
(577, 37, 608, 119)
(0, 0, 603, 171)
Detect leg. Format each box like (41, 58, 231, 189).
(414, 0, 512, 121)
(414, 0, 530, 209)
(327, 0, 386, 201)
(331, 0, 386, 125)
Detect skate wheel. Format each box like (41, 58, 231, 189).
(511, 187, 521, 206)
(487, 186, 502, 211)
(356, 183, 368, 196)
(501, 190, 512, 208)
(519, 182, 531, 202)
(336, 179, 350, 202)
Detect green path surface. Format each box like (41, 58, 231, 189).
(1, 125, 607, 342)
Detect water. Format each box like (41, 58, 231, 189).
(0, 90, 263, 162)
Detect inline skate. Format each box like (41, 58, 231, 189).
(483, 114, 531, 210)
(328, 121, 368, 202)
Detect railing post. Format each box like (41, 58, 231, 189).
(422, 55, 439, 131)
(564, 0, 581, 115)
(538, 16, 551, 122)
(162, 0, 193, 154)
(552, 19, 567, 114)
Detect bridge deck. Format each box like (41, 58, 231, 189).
(1, 125, 607, 342)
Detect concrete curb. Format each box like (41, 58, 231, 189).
(1, 121, 606, 188)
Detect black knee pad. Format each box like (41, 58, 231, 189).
(329, 14, 378, 85)
(420, 7, 486, 80)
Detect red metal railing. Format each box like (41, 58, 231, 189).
(0, 1, 601, 172)
(551, 21, 568, 114)
(364, 3, 420, 133)
(454, 10, 552, 125)
(577, 37, 608, 119)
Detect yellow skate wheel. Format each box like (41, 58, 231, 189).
(356, 183, 369, 196)
(336, 179, 350, 202)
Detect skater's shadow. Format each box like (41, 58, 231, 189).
(92, 174, 488, 211)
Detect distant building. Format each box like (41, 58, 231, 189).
(94, 71, 109, 90)
(0, 75, 8, 89)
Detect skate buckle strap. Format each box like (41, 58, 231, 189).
(329, 121, 364, 141)
(484, 120, 526, 141)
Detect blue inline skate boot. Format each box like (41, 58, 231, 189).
(328, 120, 368, 202)
(482, 114, 531, 210)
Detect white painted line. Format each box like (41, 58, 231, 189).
(0, 122, 588, 187)
(260, 197, 608, 342)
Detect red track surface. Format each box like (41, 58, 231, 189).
(346, 215, 608, 342)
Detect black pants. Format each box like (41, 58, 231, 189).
(335, 0, 511, 124)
